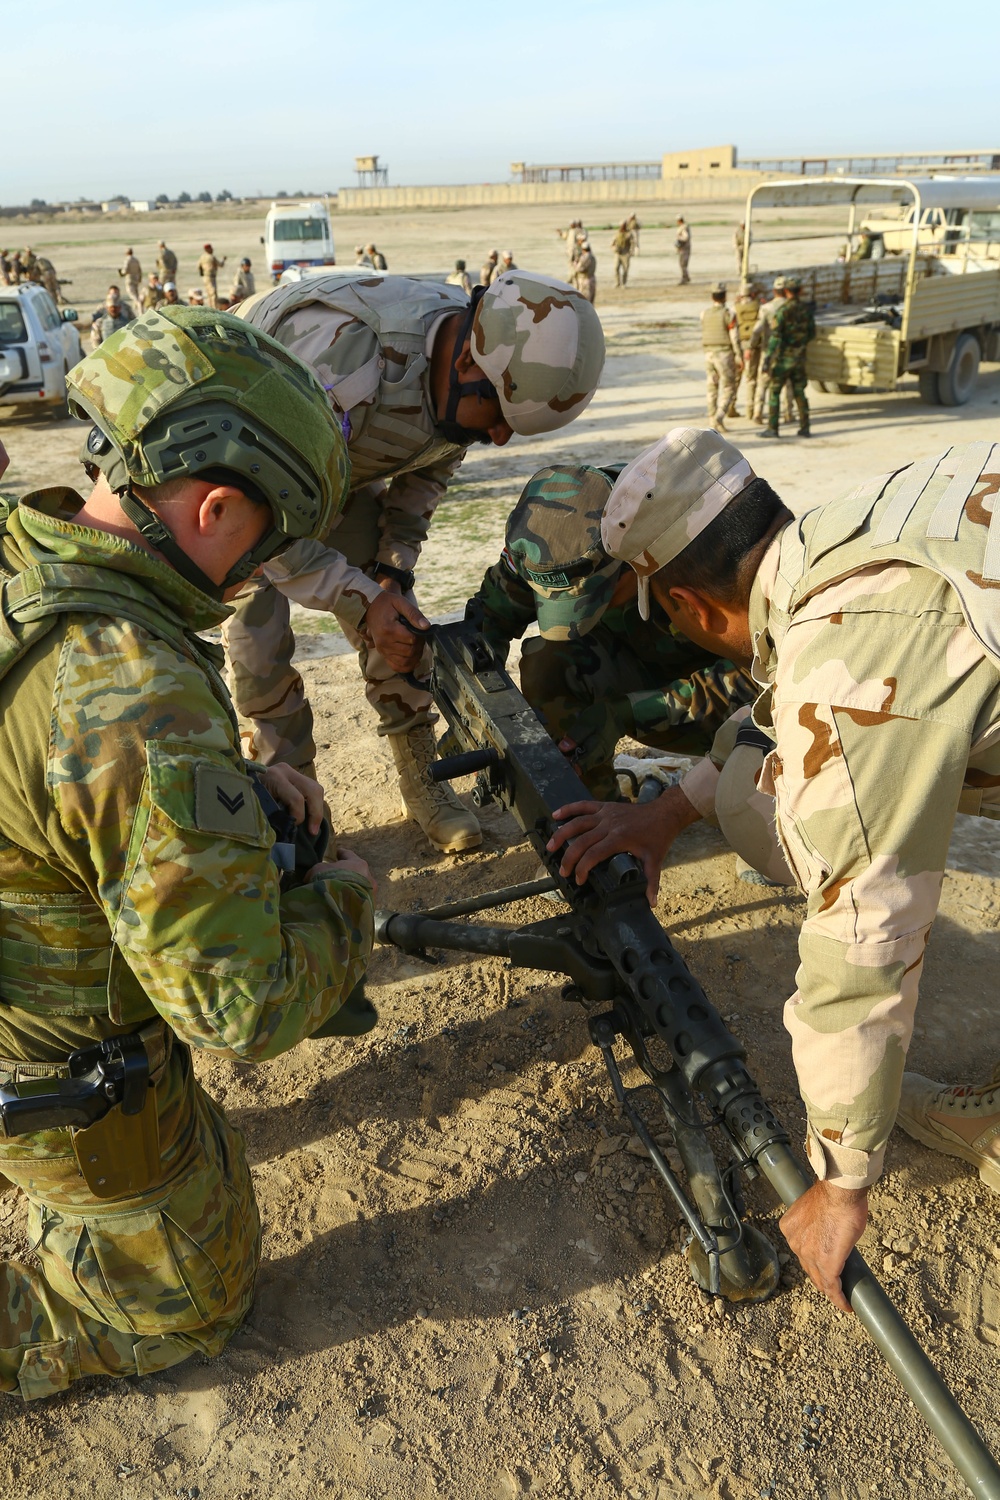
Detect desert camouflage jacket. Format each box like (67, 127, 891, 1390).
(689, 444, 1000, 1188)
(0, 490, 374, 1067)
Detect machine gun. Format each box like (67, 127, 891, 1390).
(376, 617, 1000, 1500)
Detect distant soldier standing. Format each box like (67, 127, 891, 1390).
(733, 220, 746, 273)
(36, 256, 62, 304)
(700, 282, 741, 434)
(611, 221, 634, 287)
(366, 244, 388, 271)
(90, 289, 131, 349)
(731, 279, 760, 417)
(119, 247, 142, 310)
(627, 212, 641, 253)
(675, 217, 691, 284)
(480, 249, 499, 286)
(229, 257, 255, 305)
(571, 234, 597, 303)
(20, 248, 39, 283)
(0, 250, 11, 285)
(198, 244, 226, 308)
(493, 250, 517, 282)
(445, 259, 473, 296)
(748, 276, 791, 426)
(140, 272, 164, 312)
(156, 240, 178, 287)
(558, 221, 583, 265)
(761, 276, 815, 438)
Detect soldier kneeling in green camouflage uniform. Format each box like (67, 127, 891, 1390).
(548, 427, 1000, 1312)
(465, 453, 758, 801)
(0, 308, 375, 1400)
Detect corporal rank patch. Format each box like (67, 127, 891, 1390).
(194, 764, 261, 839)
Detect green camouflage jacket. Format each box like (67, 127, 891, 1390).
(0, 490, 374, 1068)
(766, 298, 816, 362)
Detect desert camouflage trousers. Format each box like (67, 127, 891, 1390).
(614, 252, 631, 287)
(705, 350, 737, 423)
(518, 628, 756, 801)
(0, 1046, 260, 1400)
(767, 355, 809, 431)
(225, 482, 435, 771)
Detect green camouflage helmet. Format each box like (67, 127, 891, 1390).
(504, 464, 622, 640)
(67, 305, 350, 544)
(472, 272, 606, 436)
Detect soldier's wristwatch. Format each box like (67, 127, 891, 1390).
(373, 562, 416, 593)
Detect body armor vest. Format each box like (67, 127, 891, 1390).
(770, 442, 1000, 670)
(701, 304, 731, 350)
(242, 275, 468, 490)
(0, 500, 235, 1025)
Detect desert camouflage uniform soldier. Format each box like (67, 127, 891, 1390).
(229, 258, 256, 305)
(90, 290, 131, 349)
(36, 257, 62, 304)
(467, 463, 756, 800)
(700, 283, 742, 434)
(611, 222, 634, 287)
(730, 280, 760, 417)
(229, 271, 605, 851)
(119, 248, 142, 311)
(140, 272, 164, 312)
(762, 277, 815, 438)
(0, 307, 374, 1399)
(551, 429, 1000, 1306)
(675, 217, 691, 283)
(445, 260, 473, 296)
(19, 248, 39, 284)
(480, 250, 499, 286)
(627, 213, 641, 253)
(733, 221, 746, 273)
(156, 240, 178, 287)
(198, 244, 226, 309)
(571, 235, 596, 302)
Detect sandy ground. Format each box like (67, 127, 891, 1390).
(2, 200, 1000, 1500)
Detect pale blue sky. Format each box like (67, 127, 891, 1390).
(5, 0, 997, 202)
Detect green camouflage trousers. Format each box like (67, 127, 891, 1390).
(0, 1049, 260, 1400)
(518, 627, 756, 801)
(767, 355, 809, 431)
(224, 482, 434, 770)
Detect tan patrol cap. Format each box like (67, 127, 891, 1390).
(600, 427, 754, 619)
(771, 275, 786, 292)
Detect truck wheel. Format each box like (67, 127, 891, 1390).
(918, 371, 941, 404)
(937, 333, 980, 407)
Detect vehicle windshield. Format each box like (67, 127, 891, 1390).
(0, 303, 28, 343)
(272, 217, 327, 243)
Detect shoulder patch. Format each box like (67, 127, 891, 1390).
(145, 739, 267, 844)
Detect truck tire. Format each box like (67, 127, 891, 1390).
(937, 333, 980, 407)
(918, 371, 941, 404)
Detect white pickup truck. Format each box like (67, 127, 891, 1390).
(0, 283, 82, 415)
(742, 176, 1000, 405)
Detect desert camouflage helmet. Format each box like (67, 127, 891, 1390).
(471, 271, 606, 436)
(67, 305, 350, 597)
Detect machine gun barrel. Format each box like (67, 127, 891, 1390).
(380, 617, 1000, 1498)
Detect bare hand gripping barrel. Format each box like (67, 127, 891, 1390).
(376, 618, 1000, 1500)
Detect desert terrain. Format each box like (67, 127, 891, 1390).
(1, 199, 1000, 1500)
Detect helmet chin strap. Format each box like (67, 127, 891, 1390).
(118, 486, 285, 604)
(437, 285, 498, 447)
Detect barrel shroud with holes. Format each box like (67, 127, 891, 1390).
(375, 617, 1000, 1500)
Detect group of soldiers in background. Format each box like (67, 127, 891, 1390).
(700, 274, 816, 438)
(477, 249, 518, 286)
(0, 246, 65, 302)
(88, 243, 256, 349)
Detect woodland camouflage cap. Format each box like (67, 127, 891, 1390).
(67, 305, 350, 541)
(503, 464, 620, 639)
(472, 271, 605, 436)
(601, 427, 754, 618)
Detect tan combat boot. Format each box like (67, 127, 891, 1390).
(389, 724, 482, 853)
(896, 1068, 1000, 1193)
